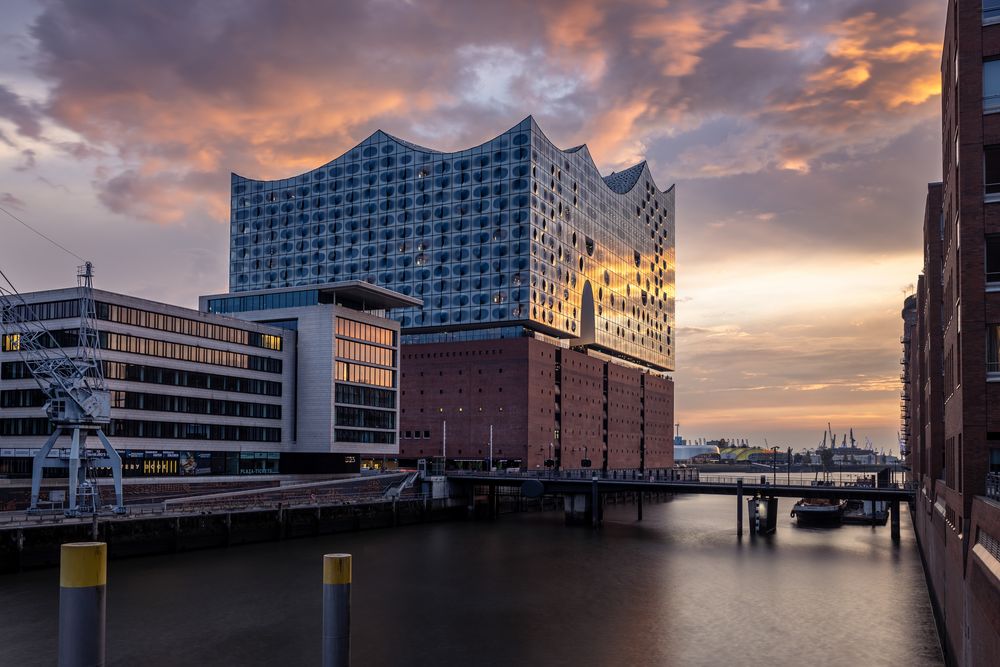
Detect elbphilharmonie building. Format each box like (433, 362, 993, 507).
(226, 116, 674, 373)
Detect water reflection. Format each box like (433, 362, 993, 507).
(0, 494, 942, 666)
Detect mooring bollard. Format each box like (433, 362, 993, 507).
(322, 553, 352, 667)
(59, 542, 107, 667)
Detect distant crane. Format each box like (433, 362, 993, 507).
(0, 262, 124, 515)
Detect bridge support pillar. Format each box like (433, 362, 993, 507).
(736, 479, 743, 539)
(591, 477, 600, 529)
(563, 494, 590, 526)
(890, 500, 900, 542)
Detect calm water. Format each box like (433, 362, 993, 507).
(0, 494, 942, 666)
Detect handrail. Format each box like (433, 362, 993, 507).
(445, 468, 909, 490)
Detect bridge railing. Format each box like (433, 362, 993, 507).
(447, 468, 907, 490)
(446, 468, 700, 482)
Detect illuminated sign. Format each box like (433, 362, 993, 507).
(143, 458, 178, 475)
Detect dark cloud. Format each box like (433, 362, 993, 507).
(20, 0, 944, 230)
(14, 148, 35, 171)
(0, 192, 26, 209)
(0, 83, 43, 139)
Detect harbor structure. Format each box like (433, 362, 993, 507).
(903, 3, 1000, 662)
(225, 117, 676, 469)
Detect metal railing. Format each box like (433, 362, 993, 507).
(448, 468, 912, 491)
(446, 468, 700, 482)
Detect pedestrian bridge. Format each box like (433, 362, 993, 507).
(445, 469, 914, 539)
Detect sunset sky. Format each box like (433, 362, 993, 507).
(0, 0, 946, 451)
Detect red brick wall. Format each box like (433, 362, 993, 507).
(607, 363, 642, 469)
(968, 499, 1000, 665)
(398, 338, 532, 464)
(398, 337, 674, 470)
(943, 0, 994, 516)
(644, 374, 674, 469)
(558, 349, 605, 469)
(525, 339, 557, 470)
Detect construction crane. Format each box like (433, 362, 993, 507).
(0, 262, 124, 515)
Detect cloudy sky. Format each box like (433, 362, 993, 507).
(0, 0, 945, 451)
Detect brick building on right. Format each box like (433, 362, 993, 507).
(905, 2, 1000, 663)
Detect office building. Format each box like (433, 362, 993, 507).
(201, 281, 419, 463)
(1, 283, 408, 477)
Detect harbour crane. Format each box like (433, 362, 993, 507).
(0, 262, 124, 515)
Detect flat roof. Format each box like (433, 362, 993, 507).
(202, 281, 422, 311)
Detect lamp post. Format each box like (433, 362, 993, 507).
(442, 420, 447, 474)
(488, 424, 493, 473)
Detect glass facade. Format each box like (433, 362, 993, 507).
(205, 289, 319, 315)
(3, 360, 282, 397)
(334, 383, 395, 409)
(332, 315, 397, 445)
(0, 388, 280, 419)
(229, 117, 674, 371)
(0, 417, 281, 442)
(6, 298, 285, 351)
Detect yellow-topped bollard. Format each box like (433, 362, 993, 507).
(322, 553, 352, 667)
(59, 542, 107, 667)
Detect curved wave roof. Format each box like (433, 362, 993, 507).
(233, 115, 671, 198)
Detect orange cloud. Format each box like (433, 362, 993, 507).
(734, 26, 802, 51)
(632, 12, 725, 77)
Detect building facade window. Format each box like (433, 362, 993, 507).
(986, 145, 1000, 197)
(205, 289, 319, 314)
(986, 0, 1000, 25)
(336, 338, 394, 367)
(988, 235, 1000, 284)
(0, 417, 281, 442)
(334, 428, 395, 444)
(986, 59, 1000, 111)
(988, 325, 1000, 375)
(335, 317, 395, 347)
(334, 361, 395, 388)
(334, 383, 395, 408)
(1, 334, 19, 352)
(334, 406, 396, 430)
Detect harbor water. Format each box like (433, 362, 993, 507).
(0, 493, 943, 666)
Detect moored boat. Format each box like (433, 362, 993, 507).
(790, 498, 845, 526)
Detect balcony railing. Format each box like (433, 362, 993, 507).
(988, 472, 1000, 501)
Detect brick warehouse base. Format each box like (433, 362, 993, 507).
(913, 483, 1000, 666)
(396, 337, 673, 471)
